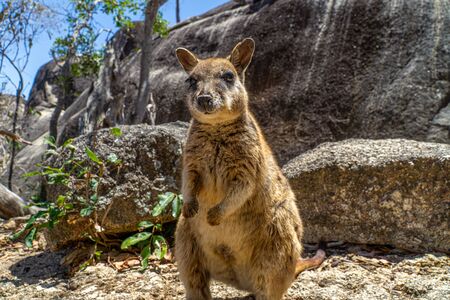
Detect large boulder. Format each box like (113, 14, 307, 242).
(282, 139, 450, 252)
(44, 122, 188, 249)
(0, 183, 38, 219)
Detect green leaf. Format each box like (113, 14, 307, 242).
(65, 144, 77, 152)
(85, 147, 102, 164)
(48, 206, 63, 228)
(80, 206, 94, 217)
(95, 250, 102, 260)
(56, 195, 66, 207)
(171, 194, 182, 218)
(46, 172, 69, 185)
(110, 127, 122, 137)
(140, 245, 150, 270)
(10, 211, 46, 241)
(43, 166, 63, 173)
(153, 223, 162, 232)
(153, 13, 169, 37)
(137, 221, 154, 230)
(44, 136, 56, 148)
(121, 232, 152, 250)
(64, 203, 74, 210)
(79, 260, 90, 271)
(152, 235, 168, 260)
(45, 149, 59, 156)
(24, 227, 37, 248)
(22, 171, 41, 178)
(62, 138, 74, 148)
(152, 192, 176, 217)
(90, 194, 98, 203)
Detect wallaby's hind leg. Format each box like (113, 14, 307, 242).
(253, 273, 295, 300)
(175, 218, 212, 300)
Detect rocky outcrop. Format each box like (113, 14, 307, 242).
(282, 139, 450, 252)
(44, 122, 188, 249)
(73, 0, 447, 164)
(30, 0, 450, 165)
(26, 60, 93, 111)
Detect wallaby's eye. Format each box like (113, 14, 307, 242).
(186, 77, 197, 90)
(221, 71, 234, 83)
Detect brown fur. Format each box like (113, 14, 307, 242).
(174, 38, 324, 300)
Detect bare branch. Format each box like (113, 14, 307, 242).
(0, 129, 33, 145)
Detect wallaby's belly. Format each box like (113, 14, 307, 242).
(191, 210, 255, 291)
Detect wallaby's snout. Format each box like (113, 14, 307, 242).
(196, 94, 214, 113)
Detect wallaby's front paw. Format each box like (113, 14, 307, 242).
(207, 206, 222, 226)
(182, 199, 198, 218)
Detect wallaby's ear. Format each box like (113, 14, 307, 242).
(229, 38, 255, 76)
(176, 48, 199, 73)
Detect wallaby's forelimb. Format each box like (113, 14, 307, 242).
(182, 168, 201, 218)
(207, 172, 255, 226)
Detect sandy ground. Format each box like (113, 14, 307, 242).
(0, 218, 449, 300)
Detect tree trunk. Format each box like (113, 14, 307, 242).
(176, 0, 180, 23)
(83, 43, 116, 135)
(49, 60, 73, 144)
(130, 0, 160, 125)
(0, 183, 37, 219)
(2, 52, 24, 190)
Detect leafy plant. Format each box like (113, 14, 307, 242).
(121, 192, 182, 270)
(10, 133, 122, 248)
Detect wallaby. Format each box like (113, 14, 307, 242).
(174, 38, 325, 300)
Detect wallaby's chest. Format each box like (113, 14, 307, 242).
(190, 137, 233, 201)
(185, 126, 258, 204)
(187, 131, 251, 174)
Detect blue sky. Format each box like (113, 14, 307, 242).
(1, 0, 228, 99)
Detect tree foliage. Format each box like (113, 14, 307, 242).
(49, 0, 169, 141)
(51, 0, 168, 79)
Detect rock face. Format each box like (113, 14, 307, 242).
(28, 0, 450, 165)
(91, 0, 448, 164)
(282, 139, 450, 252)
(44, 122, 188, 249)
(26, 60, 93, 111)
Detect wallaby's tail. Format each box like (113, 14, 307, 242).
(295, 241, 326, 276)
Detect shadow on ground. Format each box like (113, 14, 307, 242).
(5, 250, 68, 286)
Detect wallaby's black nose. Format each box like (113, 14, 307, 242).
(196, 95, 213, 111)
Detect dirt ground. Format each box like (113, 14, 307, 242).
(0, 218, 448, 300)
